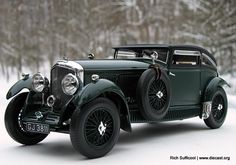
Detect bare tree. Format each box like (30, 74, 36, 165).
(0, 0, 235, 79)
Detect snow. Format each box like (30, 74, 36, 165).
(0, 74, 235, 165)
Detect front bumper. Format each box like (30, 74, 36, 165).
(21, 107, 61, 133)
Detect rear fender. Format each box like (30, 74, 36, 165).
(203, 77, 230, 102)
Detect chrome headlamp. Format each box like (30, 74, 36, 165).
(32, 73, 45, 92)
(61, 73, 79, 95)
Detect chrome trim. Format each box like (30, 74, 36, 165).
(18, 109, 25, 132)
(61, 73, 79, 95)
(88, 53, 95, 59)
(63, 119, 71, 126)
(35, 111, 43, 119)
(165, 51, 169, 64)
(116, 50, 169, 64)
(150, 51, 158, 64)
(156, 91, 163, 99)
(47, 95, 56, 107)
(218, 104, 223, 111)
(202, 101, 212, 119)
(32, 73, 46, 92)
(91, 74, 99, 82)
(56, 60, 84, 84)
(98, 121, 107, 136)
(22, 73, 30, 80)
(169, 72, 175, 76)
(153, 50, 169, 64)
(174, 50, 201, 56)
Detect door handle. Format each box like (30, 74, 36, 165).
(169, 72, 175, 76)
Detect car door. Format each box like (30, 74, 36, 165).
(168, 50, 201, 106)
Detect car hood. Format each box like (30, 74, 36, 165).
(75, 59, 151, 70)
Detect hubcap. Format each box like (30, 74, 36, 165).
(156, 91, 164, 98)
(85, 109, 113, 146)
(212, 95, 225, 121)
(148, 80, 167, 110)
(217, 104, 223, 111)
(98, 121, 107, 136)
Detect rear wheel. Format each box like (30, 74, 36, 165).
(5, 92, 48, 145)
(204, 87, 228, 129)
(70, 98, 120, 158)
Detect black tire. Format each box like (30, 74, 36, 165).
(70, 97, 120, 158)
(5, 92, 48, 145)
(204, 87, 228, 129)
(137, 69, 171, 120)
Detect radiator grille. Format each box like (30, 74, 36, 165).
(51, 65, 75, 112)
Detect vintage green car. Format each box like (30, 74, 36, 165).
(5, 44, 229, 158)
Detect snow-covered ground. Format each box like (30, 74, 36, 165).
(0, 74, 235, 165)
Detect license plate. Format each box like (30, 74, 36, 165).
(25, 122, 50, 134)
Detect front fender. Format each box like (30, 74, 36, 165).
(6, 77, 32, 99)
(73, 79, 131, 132)
(73, 79, 126, 107)
(203, 77, 230, 102)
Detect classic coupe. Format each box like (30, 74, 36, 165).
(5, 44, 229, 158)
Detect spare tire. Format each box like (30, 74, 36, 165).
(136, 68, 171, 120)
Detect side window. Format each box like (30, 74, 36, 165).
(172, 50, 200, 66)
(201, 53, 216, 67)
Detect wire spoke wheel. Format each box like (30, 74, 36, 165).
(85, 108, 114, 147)
(203, 87, 228, 129)
(70, 98, 120, 158)
(212, 95, 225, 122)
(137, 69, 170, 120)
(148, 79, 167, 111)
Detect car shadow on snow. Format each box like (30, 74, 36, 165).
(10, 121, 209, 160)
(118, 121, 209, 145)
(14, 138, 85, 160)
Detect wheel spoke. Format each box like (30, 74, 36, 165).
(87, 118, 97, 126)
(148, 80, 167, 111)
(85, 108, 113, 146)
(211, 95, 225, 122)
(86, 130, 97, 137)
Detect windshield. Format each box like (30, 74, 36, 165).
(115, 48, 169, 64)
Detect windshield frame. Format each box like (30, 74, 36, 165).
(114, 48, 169, 64)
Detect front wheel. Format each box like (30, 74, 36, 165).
(70, 98, 120, 158)
(5, 92, 48, 145)
(204, 87, 228, 129)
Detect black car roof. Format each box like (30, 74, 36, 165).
(113, 44, 216, 65)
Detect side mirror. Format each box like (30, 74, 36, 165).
(150, 51, 158, 63)
(145, 50, 158, 64)
(88, 53, 95, 60)
(143, 50, 158, 64)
